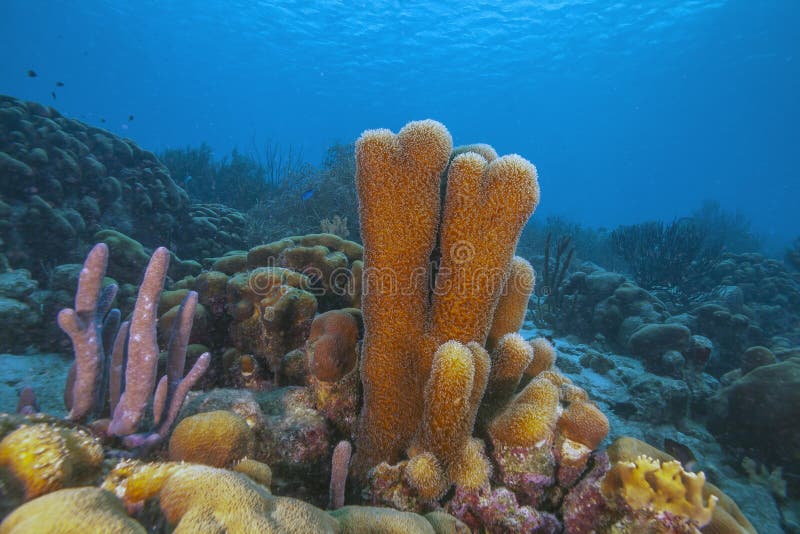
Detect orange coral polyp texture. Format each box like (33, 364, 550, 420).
(354, 119, 540, 475)
(355, 120, 452, 469)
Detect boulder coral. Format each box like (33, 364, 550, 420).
(709, 357, 800, 469)
(97, 460, 464, 534)
(168, 410, 255, 467)
(0, 422, 103, 500)
(0, 487, 145, 534)
(226, 266, 317, 375)
(306, 310, 361, 436)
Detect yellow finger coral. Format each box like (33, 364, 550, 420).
(415, 341, 484, 472)
(405, 452, 448, 501)
(426, 152, 538, 371)
(0, 423, 103, 500)
(0, 487, 145, 534)
(447, 437, 492, 490)
(480, 333, 535, 427)
(601, 455, 717, 529)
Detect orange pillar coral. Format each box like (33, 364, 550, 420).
(355, 120, 452, 469)
(354, 119, 539, 474)
(486, 257, 535, 352)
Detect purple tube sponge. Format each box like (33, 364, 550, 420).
(108, 247, 170, 436)
(59, 243, 209, 449)
(58, 243, 119, 421)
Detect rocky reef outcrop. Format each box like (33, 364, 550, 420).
(0, 94, 245, 282)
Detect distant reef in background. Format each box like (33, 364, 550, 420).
(0, 94, 245, 282)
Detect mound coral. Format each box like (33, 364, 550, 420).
(0, 487, 145, 534)
(168, 410, 255, 467)
(0, 422, 103, 500)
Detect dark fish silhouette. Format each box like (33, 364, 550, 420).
(664, 437, 697, 471)
(301, 189, 315, 201)
(56, 81, 64, 87)
(100, 118, 106, 123)
(27, 70, 37, 77)
(51, 91, 56, 100)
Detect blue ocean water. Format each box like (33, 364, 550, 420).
(0, 0, 797, 243)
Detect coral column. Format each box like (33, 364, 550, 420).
(354, 120, 453, 470)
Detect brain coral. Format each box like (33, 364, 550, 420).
(158, 464, 338, 533)
(0, 487, 145, 533)
(168, 410, 255, 467)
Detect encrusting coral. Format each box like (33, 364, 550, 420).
(604, 437, 757, 534)
(602, 455, 717, 530)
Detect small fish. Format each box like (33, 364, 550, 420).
(51, 91, 56, 100)
(27, 69, 37, 77)
(664, 437, 697, 471)
(128, 114, 134, 121)
(184, 175, 193, 184)
(56, 81, 64, 87)
(301, 189, 315, 201)
(100, 118, 106, 123)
